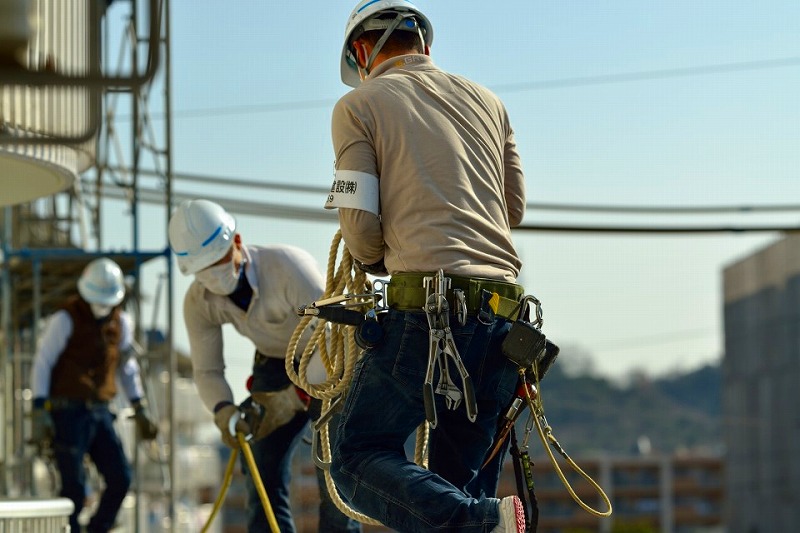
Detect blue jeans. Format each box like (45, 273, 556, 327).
(51, 402, 132, 533)
(331, 309, 518, 532)
(246, 358, 361, 533)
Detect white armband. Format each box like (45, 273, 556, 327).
(324, 170, 380, 216)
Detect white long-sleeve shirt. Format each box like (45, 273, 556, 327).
(31, 309, 145, 402)
(182, 244, 326, 412)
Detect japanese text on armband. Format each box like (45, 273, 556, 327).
(332, 180, 358, 195)
(324, 170, 380, 216)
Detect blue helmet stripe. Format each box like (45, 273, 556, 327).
(202, 225, 223, 247)
(172, 224, 223, 256)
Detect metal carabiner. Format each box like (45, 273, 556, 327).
(519, 294, 544, 328)
(228, 409, 253, 442)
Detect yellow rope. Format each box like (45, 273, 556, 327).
(522, 370, 612, 517)
(285, 230, 365, 401)
(200, 444, 238, 533)
(200, 435, 281, 533)
(286, 230, 435, 526)
(238, 433, 282, 533)
(285, 230, 382, 526)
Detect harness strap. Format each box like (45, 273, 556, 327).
(510, 425, 538, 533)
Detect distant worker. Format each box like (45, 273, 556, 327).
(30, 257, 159, 533)
(325, 0, 528, 531)
(168, 199, 360, 533)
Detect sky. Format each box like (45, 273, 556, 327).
(97, 1, 800, 401)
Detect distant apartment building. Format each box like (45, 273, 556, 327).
(723, 233, 800, 533)
(507, 454, 723, 533)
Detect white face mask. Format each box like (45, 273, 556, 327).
(90, 303, 113, 319)
(195, 259, 242, 295)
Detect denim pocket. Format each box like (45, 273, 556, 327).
(388, 311, 431, 387)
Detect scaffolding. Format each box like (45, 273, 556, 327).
(0, 0, 178, 530)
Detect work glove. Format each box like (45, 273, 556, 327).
(30, 401, 55, 452)
(213, 402, 252, 449)
(131, 399, 159, 441)
(250, 385, 310, 441)
(354, 258, 388, 277)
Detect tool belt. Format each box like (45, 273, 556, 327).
(388, 272, 524, 320)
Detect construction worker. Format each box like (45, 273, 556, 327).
(29, 257, 159, 533)
(324, 1, 528, 531)
(168, 199, 360, 533)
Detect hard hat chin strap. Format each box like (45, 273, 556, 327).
(363, 12, 421, 77)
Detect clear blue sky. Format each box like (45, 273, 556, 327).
(102, 1, 800, 399)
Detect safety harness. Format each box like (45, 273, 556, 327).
(493, 296, 613, 530)
(284, 230, 612, 530)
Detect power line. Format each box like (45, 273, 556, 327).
(590, 327, 718, 352)
(114, 56, 800, 121)
(99, 169, 800, 223)
(513, 223, 798, 234)
(88, 182, 800, 233)
(81, 180, 338, 222)
(530, 202, 800, 215)
(492, 55, 800, 93)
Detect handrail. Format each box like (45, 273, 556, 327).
(0, 497, 73, 518)
(0, 89, 101, 146)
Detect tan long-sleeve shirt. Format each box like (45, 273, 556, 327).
(330, 54, 525, 282)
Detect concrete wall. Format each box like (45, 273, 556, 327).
(722, 233, 800, 533)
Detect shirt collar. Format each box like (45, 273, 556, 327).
(241, 244, 260, 296)
(366, 54, 432, 81)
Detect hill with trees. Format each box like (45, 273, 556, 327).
(523, 353, 721, 458)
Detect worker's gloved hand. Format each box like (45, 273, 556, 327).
(250, 385, 310, 441)
(354, 258, 388, 277)
(30, 400, 55, 452)
(213, 402, 252, 449)
(131, 399, 159, 441)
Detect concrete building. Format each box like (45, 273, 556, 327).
(722, 233, 800, 533)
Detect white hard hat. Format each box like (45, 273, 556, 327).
(168, 199, 236, 275)
(77, 258, 126, 306)
(340, 0, 433, 88)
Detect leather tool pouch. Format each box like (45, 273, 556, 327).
(502, 320, 560, 381)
